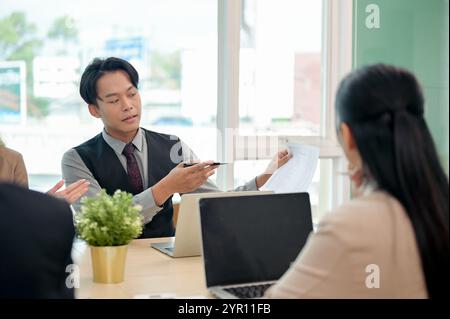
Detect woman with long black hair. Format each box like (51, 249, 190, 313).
(266, 64, 449, 298)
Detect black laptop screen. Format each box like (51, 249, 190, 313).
(199, 193, 313, 287)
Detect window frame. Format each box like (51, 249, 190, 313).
(216, 0, 353, 211)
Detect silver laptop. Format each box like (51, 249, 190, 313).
(199, 192, 313, 299)
(151, 191, 272, 257)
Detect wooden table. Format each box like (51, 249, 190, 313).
(73, 238, 210, 299)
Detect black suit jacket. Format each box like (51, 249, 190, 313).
(0, 183, 75, 299)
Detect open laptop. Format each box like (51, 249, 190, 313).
(199, 192, 313, 299)
(151, 191, 272, 257)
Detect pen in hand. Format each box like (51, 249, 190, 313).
(183, 162, 228, 168)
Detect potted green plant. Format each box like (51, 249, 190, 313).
(75, 189, 143, 283)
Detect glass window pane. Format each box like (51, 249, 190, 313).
(0, 0, 217, 190)
(239, 0, 323, 136)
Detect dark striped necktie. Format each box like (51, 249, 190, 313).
(122, 143, 144, 193)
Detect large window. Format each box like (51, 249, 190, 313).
(217, 0, 352, 223)
(238, 0, 323, 137)
(236, 0, 324, 221)
(1, 0, 352, 223)
(0, 0, 218, 191)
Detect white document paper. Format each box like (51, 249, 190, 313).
(260, 143, 319, 193)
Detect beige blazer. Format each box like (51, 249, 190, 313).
(0, 147, 28, 188)
(266, 191, 427, 298)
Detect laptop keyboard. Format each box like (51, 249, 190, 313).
(224, 283, 273, 299)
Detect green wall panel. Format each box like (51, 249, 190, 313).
(353, 0, 449, 173)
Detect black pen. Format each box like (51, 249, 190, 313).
(183, 162, 228, 167)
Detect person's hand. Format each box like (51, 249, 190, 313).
(47, 179, 90, 204)
(256, 149, 292, 188)
(263, 149, 292, 175)
(152, 161, 217, 206)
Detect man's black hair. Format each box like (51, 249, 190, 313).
(79, 57, 139, 105)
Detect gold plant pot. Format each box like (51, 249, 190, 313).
(90, 245, 128, 283)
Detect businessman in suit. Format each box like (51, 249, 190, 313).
(0, 183, 75, 298)
(62, 57, 292, 238)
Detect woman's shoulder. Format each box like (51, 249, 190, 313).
(328, 191, 403, 220)
(317, 191, 407, 244)
(0, 146, 24, 163)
